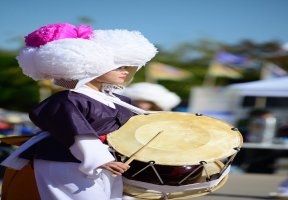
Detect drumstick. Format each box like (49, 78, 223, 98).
(112, 130, 163, 176)
(124, 130, 163, 165)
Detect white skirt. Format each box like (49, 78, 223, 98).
(34, 159, 123, 200)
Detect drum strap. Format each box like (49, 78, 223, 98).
(123, 165, 230, 194)
(1, 131, 49, 170)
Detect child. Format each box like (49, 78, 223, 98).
(120, 82, 181, 111)
(2, 23, 157, 200)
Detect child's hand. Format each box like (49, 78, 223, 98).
(100, 161, 130, 175)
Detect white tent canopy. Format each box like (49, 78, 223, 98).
(228, 77, 288, 97)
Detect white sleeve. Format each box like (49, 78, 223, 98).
(69, 135, 115, 177)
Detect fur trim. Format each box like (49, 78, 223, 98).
(91, 30, 158, 67)
(17, 38, 114, 80)
(121, 83, 181, 111)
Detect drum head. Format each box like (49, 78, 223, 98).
(123, 161, 227, 199)
(108, 112, 242, 165)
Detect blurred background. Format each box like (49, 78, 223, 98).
(1, 0, 288, 199)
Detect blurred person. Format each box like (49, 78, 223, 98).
(1, 23, 157, 200)
(246, 109, 277, 143)
(235, 109, 279, 174)
(120, 82, 181, 111)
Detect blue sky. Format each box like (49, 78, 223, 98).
(1, 0, 288, 51)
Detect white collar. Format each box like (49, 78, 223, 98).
(71, 85, 150, 115)
(71, 85, 117, 109)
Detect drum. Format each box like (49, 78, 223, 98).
(107, 112, 243, 199)
(0, 135, 41, 200)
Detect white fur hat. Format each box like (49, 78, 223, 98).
(17, 38, 114, 81)
(91, 30, 157, 68)
(120, 82, 181, 111)
(16, 23, 157, 89)
(91, 29, 158, 85)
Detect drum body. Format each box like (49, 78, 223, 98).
(108, 112, 243, 199)
(116, 154, 204, 186)
(123, 161, 228, 200)
(0, 135, 40, 200)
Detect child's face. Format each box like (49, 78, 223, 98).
(94, 66, 131, 85)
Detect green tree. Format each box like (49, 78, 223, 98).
(0, 51, 39, 112)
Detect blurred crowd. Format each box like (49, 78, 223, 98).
(0, 108, 36, 137)
(0, 108, 37, 177)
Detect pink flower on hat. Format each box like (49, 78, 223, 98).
(25, 23, 93, 47)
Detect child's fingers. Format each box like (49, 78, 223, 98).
(101, 162, 130, 175)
